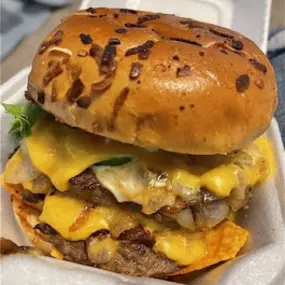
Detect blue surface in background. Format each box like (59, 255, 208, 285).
(0, 0, 52, 60)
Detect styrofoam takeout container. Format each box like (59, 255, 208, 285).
(80, 0, 272, 53)
(1, 0, 285, 284)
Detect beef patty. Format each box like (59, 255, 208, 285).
(68, 169, 117, 206)
(100, 241, 177, 277)
(34, 223, 177, 276)
(68, 170, 219, 210)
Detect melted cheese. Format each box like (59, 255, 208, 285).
(3, 118, 275, 209)
(50, 248, 64, 260)
(200, 165, 239, 197)
(252, 136, 276, 182)
(22, 180, 33, 192)
(171, 169, 201, 190)
(94, 163, 176, 214)
(40, 194, 137, 240)
(40, 194, 207, 265)
(24, 118, 173, 191)
(154, 231, 207, 266)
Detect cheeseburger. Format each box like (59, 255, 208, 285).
(1, 8, 277, 278)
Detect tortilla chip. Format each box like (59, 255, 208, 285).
(171, 220, 249, 275)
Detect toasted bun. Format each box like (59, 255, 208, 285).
(12, 195, 54, 256)
(27, 8, 277, 154)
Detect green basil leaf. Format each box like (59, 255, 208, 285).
(2, 103, 46, 139)
(2, 103, 27, 116)
(95, 156, 134, 166)
(9, 119, 22, 139)
(25, 103, 46, 126)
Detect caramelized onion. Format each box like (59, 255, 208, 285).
(68, 206, 94, 232)
(171, 180, 200, 202)
(147, 170, 168, 188)
(176, 208, 195, 232)
(30, 174, 52, 194)
(227, 170, 249, 211)
(228, 186, 250, 211)
(109, 211, 138, 237)
(143, 191, 176, 215)
(89, 43, 103, 66)
(91, 72, 115, 91)
(4, 143, 38, 184)
(49, 46, 72, 56)
(194, 200, 229, 230)
(231, 151, 255, 167)
(87, 236, 117, 264)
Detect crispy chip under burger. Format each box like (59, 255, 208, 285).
(170, 220, 249, 275)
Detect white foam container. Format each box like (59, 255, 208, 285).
(1, 1, 285, 284)
(80, 0, 272, 52)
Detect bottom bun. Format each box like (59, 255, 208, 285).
(12, 195, 56, 256)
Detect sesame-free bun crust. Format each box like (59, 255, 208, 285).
(27, 8, 277, 154)
(12, 195, 54, 256)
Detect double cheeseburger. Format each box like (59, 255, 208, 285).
(1, 8, 277, 278)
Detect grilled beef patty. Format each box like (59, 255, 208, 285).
(100, 241, 177, 276)
(34, 223, 177, 276)
(68, 169, 117, 206)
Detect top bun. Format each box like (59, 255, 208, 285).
(27, 7, 277, 154)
